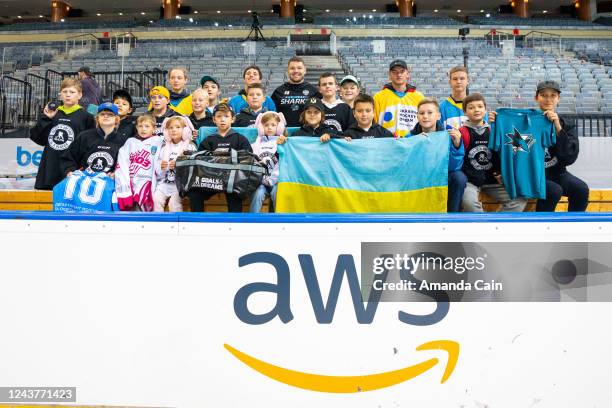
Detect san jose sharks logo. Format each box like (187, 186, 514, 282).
(505, 127, 535, 154)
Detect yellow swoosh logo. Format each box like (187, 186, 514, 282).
(224, 340, 459, 393)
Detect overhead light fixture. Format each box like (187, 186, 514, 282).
(175, 15, 180, 19)
(214, 22, 219, 26)
(96, 13, 101, 16)
(228, 24, 232, 27)
(486, 13, 491, 17)
(372, 9, 377, 12)
(480, 9, 484, 13)
(457, 9, 462, 13)
(17, 15, 22, 18)
(346, 18, 349, 21)
(247, 10, 251, 13)
(325, 9, 330, 12)
(543, 10, 548, 13)
(369, 15, 373, 19)
(60, 18, 65, 22)
(189, 17, 193, 22)
(434, 9, 438, 12)
(302, 17, 306, 21)
(141, 12, 146, 15)
(149, 20, 153, 23)
(39, 14, 44, 18)
(118, 12, 123, 15)
(349, 9, 353, 12)
(194, 10, 198, 14)
(217, 10, 221, 13)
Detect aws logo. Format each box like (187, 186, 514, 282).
(225, 252, 460, 393)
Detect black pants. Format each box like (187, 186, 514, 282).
(536, 172, 589, 212)
(188, 190, 243, 213)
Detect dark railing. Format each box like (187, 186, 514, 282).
(105, 80, 122, 100)
(26, 73, 50, 121)
(125, 77, 142, 97)
(563, 114, 612, 137)
(0, 76, 33, 131)
(45, 69, 167, 101)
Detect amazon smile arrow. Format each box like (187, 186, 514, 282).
(224, 340, 459, 393)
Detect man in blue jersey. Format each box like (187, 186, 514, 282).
(439, 66, 469, 130)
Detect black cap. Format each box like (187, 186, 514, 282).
(112, 89, 133, 108)
(389, 59, 408, 70)
(536, 80, 561, 94)
(212, 102, 235, 116)
(200, 75, 219, 87)
(78, 66, 92, 76)
(303, 97, 325, 112)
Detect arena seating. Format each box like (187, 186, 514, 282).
(468, 15, 604, 27)
(314, 15, 461, 26)
(340, 39, 612, 114)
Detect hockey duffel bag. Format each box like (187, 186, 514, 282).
(175, 149, 267, 198)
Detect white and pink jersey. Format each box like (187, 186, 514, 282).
(115, 136, 163, 211)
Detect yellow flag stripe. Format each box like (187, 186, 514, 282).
(275, 182, 448, 213)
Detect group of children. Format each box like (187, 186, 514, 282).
(30, 62, 588, 214)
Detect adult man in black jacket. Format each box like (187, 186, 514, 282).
(271, 56, 319, 127)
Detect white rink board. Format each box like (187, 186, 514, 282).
(0, 217, 611, 408)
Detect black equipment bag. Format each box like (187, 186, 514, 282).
(175, 149, 266, 198)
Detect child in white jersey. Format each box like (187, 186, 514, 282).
(115, 114, 163, 211)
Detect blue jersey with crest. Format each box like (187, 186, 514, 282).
(439, 97, 468, 130)
(53, 170, 119, 213)
(490, 108, 556, 199)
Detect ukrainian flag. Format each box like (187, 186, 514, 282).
(276, 132, 450, 213)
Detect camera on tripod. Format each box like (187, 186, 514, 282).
(251, 12, 262, 30)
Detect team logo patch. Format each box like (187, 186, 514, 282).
(87, 151, 114, 173)
(48, 124, 75, 150)
(468, 145, 492, 171)
(544, 148, 558, 169)
(303, 90, 310, 96)
(324, 119, 342, 132)
(505, 127, 534, 154)
(284, 91, 290, 95)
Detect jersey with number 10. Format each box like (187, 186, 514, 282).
(53, 170, 119, 213)
(490, 108, 556, 199)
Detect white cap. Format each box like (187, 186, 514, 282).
(339, 75, 360, 87)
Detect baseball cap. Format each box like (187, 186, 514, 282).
(213, 102, 235, 116)
(389, 59, 408, 70)
(149, 86, 170, 99)
(200, 75, 220, 87)
(97, 102, 119, 115)
(536, 80, 561, 94)
(78, 66, 92, 74)
(339, 75, 360, 87)
(112, 89, 133, 108)
(303, 97, 325, 112)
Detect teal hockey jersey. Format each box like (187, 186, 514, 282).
(490, 108, 556, 199)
